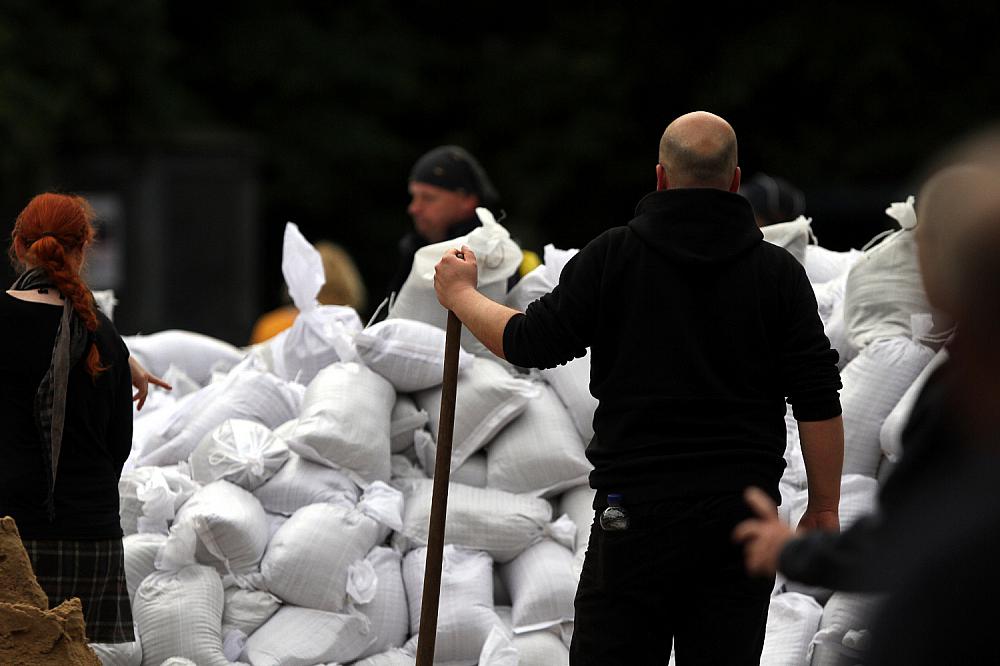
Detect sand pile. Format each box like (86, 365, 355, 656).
(0, 516, 99, 665)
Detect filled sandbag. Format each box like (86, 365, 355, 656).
(391, 396, 429, 454)
(539, 353, 598, 442)
(500, 539, 578, 633)
(89, 634, 142, 666)
(804, 246, 862, 285)
(759, 592, 823, 665)
(261, 484, 402, 612)
(413, 429, 488, 488)
(504, 244, 580, 312)
(388, 207, 523, 357)
(513, 629, 571, 666)
(557, 484, 595, 555)
(189, 419, 290, 491)
(119, 465, 199, 536)
(124, 330, 244, 386)
(133, 564, 238, 666)
(808, 592, 883, 666)
(880, 347, 949, 464)
(240, 605, 373, 666)
(761, 216, 813, 265)
(123, 533, 166, 604)
(781, 406, 808, 490)
(355, 318, 475, 392)
(812, 272, 848, 327)
(839, 336, 935, 477)
(252, 451, 358, 516)
(221, 586, 281, 637)
(396, 479, 574, 563)
(355, 547, 410, 659)
(403, 546, 504, 666)
(486, 383, 592, 497)
(352, 649, 416, 666)
(282, 362, 395, 485)
(414, 357, 537, 468)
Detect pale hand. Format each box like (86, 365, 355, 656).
(128, 356, 172, 411)
(434, 245, 478, 311)
(732, 487, 794, 577)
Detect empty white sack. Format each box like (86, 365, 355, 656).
(391, 396, 429, 454)
(241, 605, 373, 666)
(397, 479, 573, 563)
(414, 357, 538, 468)
(501, 539, 578, 633)
(355, 547, 410, 660)
(133, 564, 238, 666)
(539, 352, 598, 442)
(759, 592, 823, 666)
(119, 465, 199, 536)
(123, 533, 166, 604)
(252, 451, 358, 516)
(282, 361, 395, 486)
(403, 546, 504, 666)
(840, 336, 935, 476)
(189, 419, 290, 491)
(124, 330, 244, 386)
(880, 347, 949, 464)
(486, 383, 592, 497)
(222, 586, 281, 637)
(355, 318, 475, 392)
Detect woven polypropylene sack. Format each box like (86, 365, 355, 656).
(486, 383, 591, 497)
(501, 539, 577, 632)
(781, 406, 808, 490)
(123, 533, 166, 604)
(252, 451, 358, 516)
(880, 348, 949, 464)
(352, 648, 416, 666)
(133, 564, 237, 666)
(759, 592, 823, 665)
(221, 586, 281, 637)
(283, 361, 395, 485)
(89, 634, 142, 666)
(539, 353, 597, 442)
(124, 330, 244, 386)
(240, 605, 373, 666)
(413, 429, 488, 488)
(356, 547, 409, 659)
(189, 419, 290, 491)
(809, 592, 883, 666)
(355, 318, 475, 392)
(390, 396, 428, 454)
(403, 546, 503, 666)
(504, 244, 580, 312)
(413, 357, 537, 468)
(804, 246, 863, 285)
(512, 629, 570, 666)
(263, 304, 362, 385)
(762, 216, 813, 265)
(840, 336, 935, 476)
(397, 479, 560, 563)
(119, 466, 199, 536)
(557, 484, 595, 555)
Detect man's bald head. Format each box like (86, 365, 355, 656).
(658, 111, 739, 190)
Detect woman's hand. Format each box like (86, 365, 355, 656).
(128, 356, 172, 411)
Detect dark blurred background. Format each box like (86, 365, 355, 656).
(2, 2, 998, 344)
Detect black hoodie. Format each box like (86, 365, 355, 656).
(503, 188, 841, 506)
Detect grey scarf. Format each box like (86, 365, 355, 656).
(11, 267, 91, 520)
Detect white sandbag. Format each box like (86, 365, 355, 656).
(253, 451, 358, 516)
(539, 353, 597, 442)
(189, 419, 290, 490)
(283, 362, 395, 485)
(350, 648, 415, 666)
(91, 627, 141, 666)
(123, 533, 166, 603)
(823, 293, 856, 369)
(164, 480, 269, 577)
(808, 592, 883, 666)
(139, 365, 303, 468)
(781, 406, 807, 490)
(261, 484, 403, 612)
(478, 625, 519, 666)
(397, 479, 573, 563)
(390, 396, 429, 453)
(880, 348, 949, 463)
(486, 383, 592, 497)
(222, 586, 281, 637)
(759, 592, 823, 665)
(413, 429, 488, 488)
(403, 546, 503, 666)
(134, 564, 237, 666)
(787, 475, 878, 532)
(501, 539, 578, 632)
(390, 454, 428, 483)
(812, 272, 848, 327)
(504, 244, 580, 312)
(512, 629, 571, 666)
(355, 318, 475, 392)
(557, 484, 595, 555)
(804, 246, 862, 285)
(264, 512, 288, 541)
(840, 336, 935, 476)
(356, 547, 409, 659)
(241, 605, 373, 666)
(119, 466, 199, 536)
(762, 216, 813, 265)
(124, 330, 244, 386)
(413, 357, 538, 468)
(388, 207, 523, 357)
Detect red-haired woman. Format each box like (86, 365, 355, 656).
(2, 193, 163, 644)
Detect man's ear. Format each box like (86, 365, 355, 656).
(729, 166, 742, 193)
(656, 164, 669, 191)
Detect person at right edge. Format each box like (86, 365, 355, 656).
(432, 111, 844, 665)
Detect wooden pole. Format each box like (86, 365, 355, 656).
(415, 309, 463, 665)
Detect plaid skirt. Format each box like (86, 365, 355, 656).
(22, 537, 134, 644)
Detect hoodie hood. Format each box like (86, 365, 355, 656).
(628, 188, 762, 265)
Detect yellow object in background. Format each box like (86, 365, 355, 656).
(519, 249, 541, 277)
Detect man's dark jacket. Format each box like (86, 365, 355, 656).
(503, 188, 842, 506)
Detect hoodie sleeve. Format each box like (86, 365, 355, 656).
(780, 260, 843, 420)
(502, 234, 606, 369)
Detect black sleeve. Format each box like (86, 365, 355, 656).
(502, 235, 606, 369)
(779, 514, 893, 592)
(108, 335, 133, 473)
(780, 261, 843, 421)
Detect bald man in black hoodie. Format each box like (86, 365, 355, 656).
(435, 112, 844, 665)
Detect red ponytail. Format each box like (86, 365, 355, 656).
(9, 193, 106, 378)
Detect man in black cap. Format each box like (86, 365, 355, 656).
(387, 145, 500, 296)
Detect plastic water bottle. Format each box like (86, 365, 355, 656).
(600, 493, 629, 531)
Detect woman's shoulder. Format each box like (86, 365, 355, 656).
(95, 309, 129, 360)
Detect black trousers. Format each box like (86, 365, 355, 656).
(570, 493, 774, 666)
